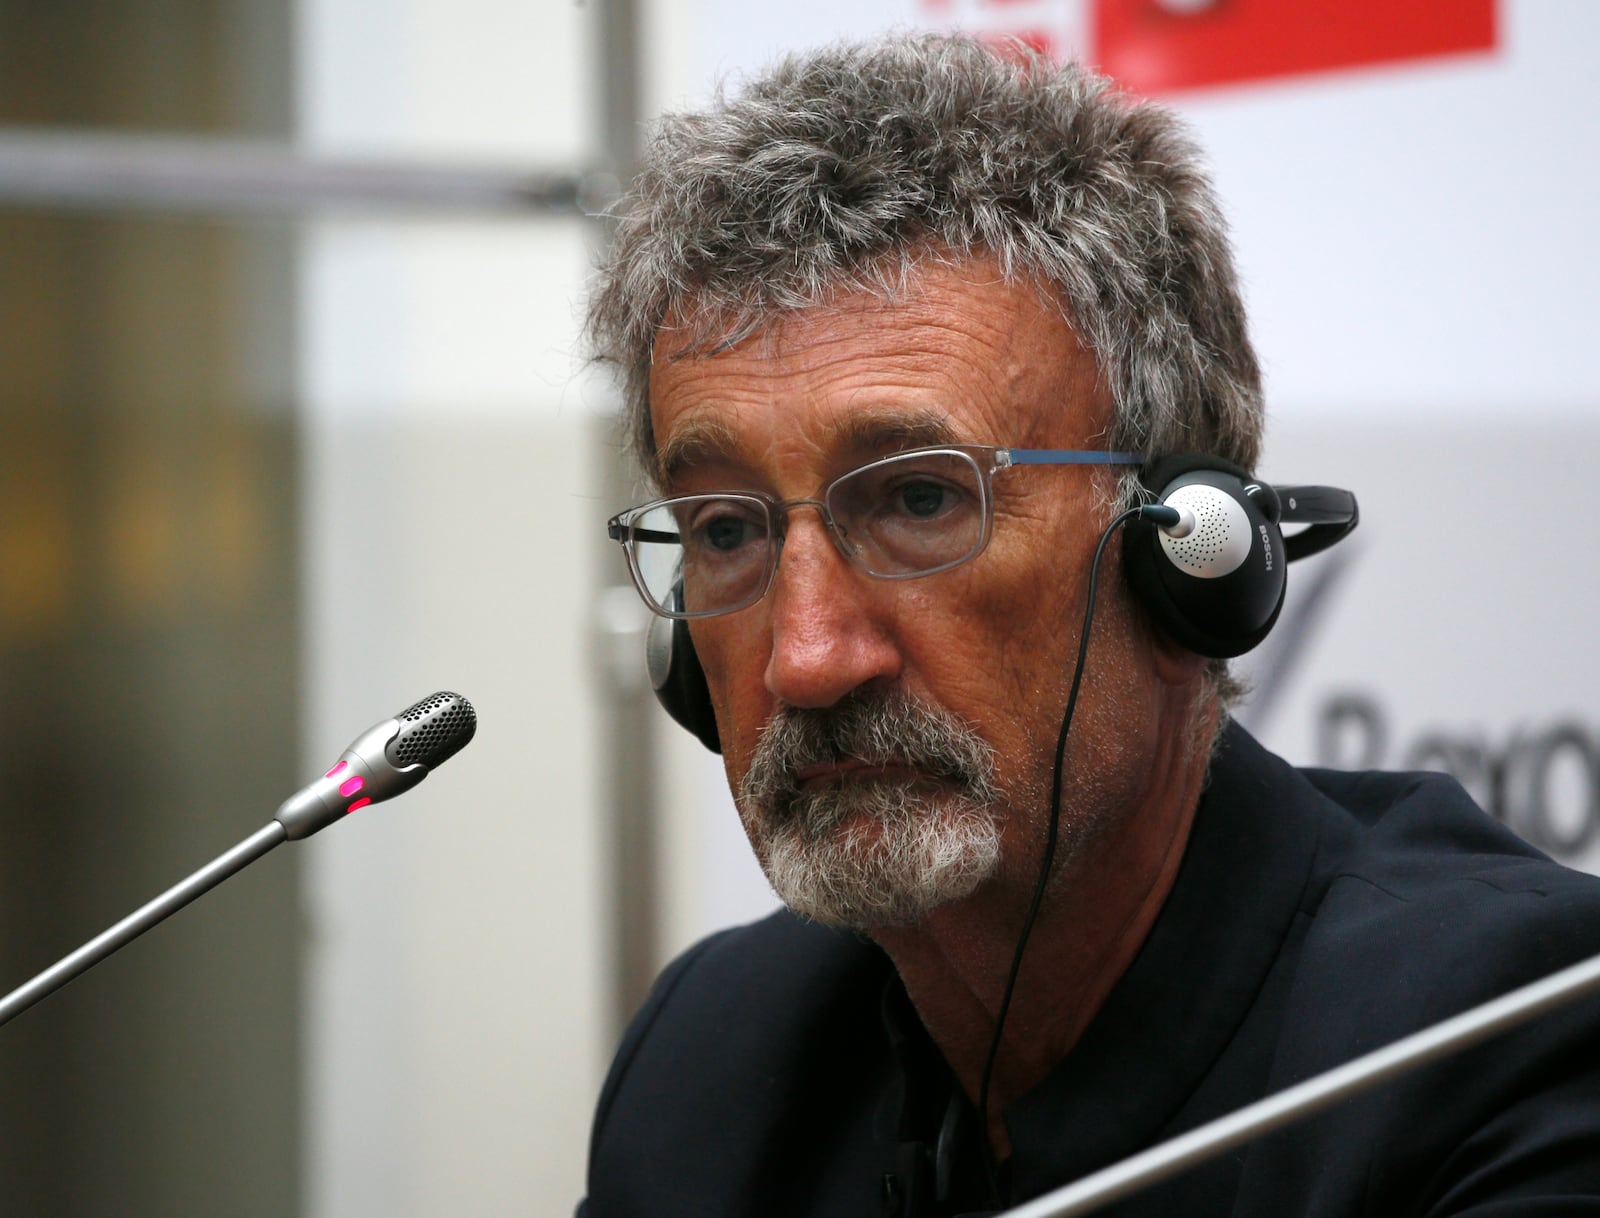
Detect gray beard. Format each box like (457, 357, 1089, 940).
(737, 689, 1004, 929)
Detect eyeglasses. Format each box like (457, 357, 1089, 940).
(606, 445, 1142, 619)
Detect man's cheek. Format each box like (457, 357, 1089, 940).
(713, 685, 763, 764)
(711, 682, 774, 796)
(694, 632, 750, 736)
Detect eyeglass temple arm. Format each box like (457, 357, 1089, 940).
(1000, 449, 1144, 466)
(608, 522, 680, 544)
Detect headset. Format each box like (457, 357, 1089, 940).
(643, 453, 1358, 754)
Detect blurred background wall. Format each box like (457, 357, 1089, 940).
(0, 5, 302, 1215)
(0, 1, 609, 1214)
(0, 2, 1596, 1215)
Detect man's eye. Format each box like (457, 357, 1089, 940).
(703, 514, 750, 551)
(686, 504, 765, 554)
(894, 479, 950, 519)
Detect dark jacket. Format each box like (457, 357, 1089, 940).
(580, 725, 1600, 1216)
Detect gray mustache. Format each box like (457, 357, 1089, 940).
(740, 689, 997, 809)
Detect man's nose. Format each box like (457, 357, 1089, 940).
(762, 512, 902, 709)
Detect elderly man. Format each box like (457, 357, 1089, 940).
(581, 36, 1600, 1218)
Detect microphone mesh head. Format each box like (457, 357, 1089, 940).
(389, 691, 477, 768)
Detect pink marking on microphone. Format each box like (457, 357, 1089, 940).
(325, 760, 348, 779)
(339, 775, 365, 797)
(346, 797, 372, 814)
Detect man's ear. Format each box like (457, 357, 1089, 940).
(1148, 624, 1212, 689)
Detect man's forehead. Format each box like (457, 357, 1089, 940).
(646, 262, 1109, 485)
(654, 405, 960, 488)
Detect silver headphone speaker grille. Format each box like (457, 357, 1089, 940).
(1157, 485, 1252, 578)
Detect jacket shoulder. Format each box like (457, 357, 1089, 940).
(1300, 763, 1600, 1006)
(1236, 754, 1600, 1214)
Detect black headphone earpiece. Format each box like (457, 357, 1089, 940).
(645, 455, 1358, 749)
(1122, 454, 1287, 658)
(1121, 453, 1358, 658)
(647, 596, 723, 754)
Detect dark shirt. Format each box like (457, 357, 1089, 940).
(580, 725, 1600, 1216)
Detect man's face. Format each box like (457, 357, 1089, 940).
(648, 260, 1174, 928)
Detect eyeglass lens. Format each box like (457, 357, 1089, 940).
(624, 449, 989, 617)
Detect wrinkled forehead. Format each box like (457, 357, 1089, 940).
(655, 406, 962, 491)
(639, 249, 1088, 449)
(643, 257, 1099, 486)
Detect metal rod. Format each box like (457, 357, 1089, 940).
(1001, 945, 1600, 1217)
(0, 128, 610, 217)
(592, 0, 660, 1040)
(0, 821, 289, 1028)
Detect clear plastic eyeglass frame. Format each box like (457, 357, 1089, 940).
(605, 445, 1141, 620)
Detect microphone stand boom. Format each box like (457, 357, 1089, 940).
(0, 691, 475, 1030)
(0, 823, 288, 1027)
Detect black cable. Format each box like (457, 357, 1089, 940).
(974, 503, 1148, 1205)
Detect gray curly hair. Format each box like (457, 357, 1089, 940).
(587, 34, 1263, 489)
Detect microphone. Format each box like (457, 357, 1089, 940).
(0, 691, 476, 1029)
(276, 690, 477, 839)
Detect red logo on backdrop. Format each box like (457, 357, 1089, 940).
(1092, 0, 1496, 95)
